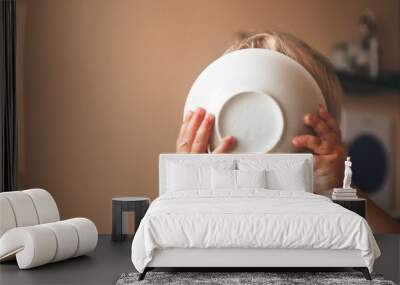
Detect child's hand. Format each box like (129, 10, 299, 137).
(176, 107, 236, 153)
(292, 105, 347, 193)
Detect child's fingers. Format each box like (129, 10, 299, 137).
(181, 107, 206, 151)
(213, 136, 236, 154)
(176, 111, 194, 147)
(318, 105, 341, 135)
(292, 135, 321, 152)
(176, 108, 205, 152)
(191, 114, 215, 153)
(304, 113, 330, 138)
(292, 135, 332, 155)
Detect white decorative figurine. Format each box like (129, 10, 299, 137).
(332, 157, 358, 200)
(343, 157, 353, 189)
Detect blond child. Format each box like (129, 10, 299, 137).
(176, 31, 347, 193)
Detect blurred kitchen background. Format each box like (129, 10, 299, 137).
(15, 0, 399, 233)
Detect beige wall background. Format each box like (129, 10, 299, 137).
(16, 0, 400, 233)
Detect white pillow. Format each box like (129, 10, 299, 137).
(237, 159, 307, 191)
(167, 163, 209, 191)
(211, 168, 267, 190)
(236, 169, 267, 188)
(167, 159, 235, 191)
(211, 168, 236, 189)
(267, 166, 306, 191)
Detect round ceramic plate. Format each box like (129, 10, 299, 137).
(184, 48, 326, 153)
(216, 90, 284, 153)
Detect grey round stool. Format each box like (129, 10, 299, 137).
(112, 197, 150, 242)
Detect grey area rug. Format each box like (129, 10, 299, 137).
(117, 272, 396, 285)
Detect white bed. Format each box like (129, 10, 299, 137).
(131, 154, 380, 280)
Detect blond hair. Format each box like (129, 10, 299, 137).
(225, 31, 343, 121)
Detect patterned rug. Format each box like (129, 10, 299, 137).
(116, 271, 396, 285)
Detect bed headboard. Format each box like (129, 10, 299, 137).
(159, 153, 313, 196)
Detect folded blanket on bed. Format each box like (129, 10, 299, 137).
(131, 190, 380, 273)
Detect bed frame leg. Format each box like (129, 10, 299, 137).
(354, 267, 371, 280)
(138, 268, 148, 281)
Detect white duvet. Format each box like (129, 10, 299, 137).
(131, 190, 380, 273)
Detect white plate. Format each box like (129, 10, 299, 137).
(184, 48, 326, 153)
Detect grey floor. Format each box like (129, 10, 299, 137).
(0, 235, 134, 285)
(0, 234, 399, 285)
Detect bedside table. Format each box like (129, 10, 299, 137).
(332, 198, 366, 218)
(112, 197, 150, 242)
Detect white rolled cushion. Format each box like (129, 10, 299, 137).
(0, 191, 39, 227)
(63, 218, 98, 257)
(23, 189, 60, 223)
(0, 226, 57, 269)
(0, 195, 17, 237)
(236, 169, 267, 188)
(42, 221, 79, 262)
(211, 168, 236, 190)
(0, 218, 97, 269)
